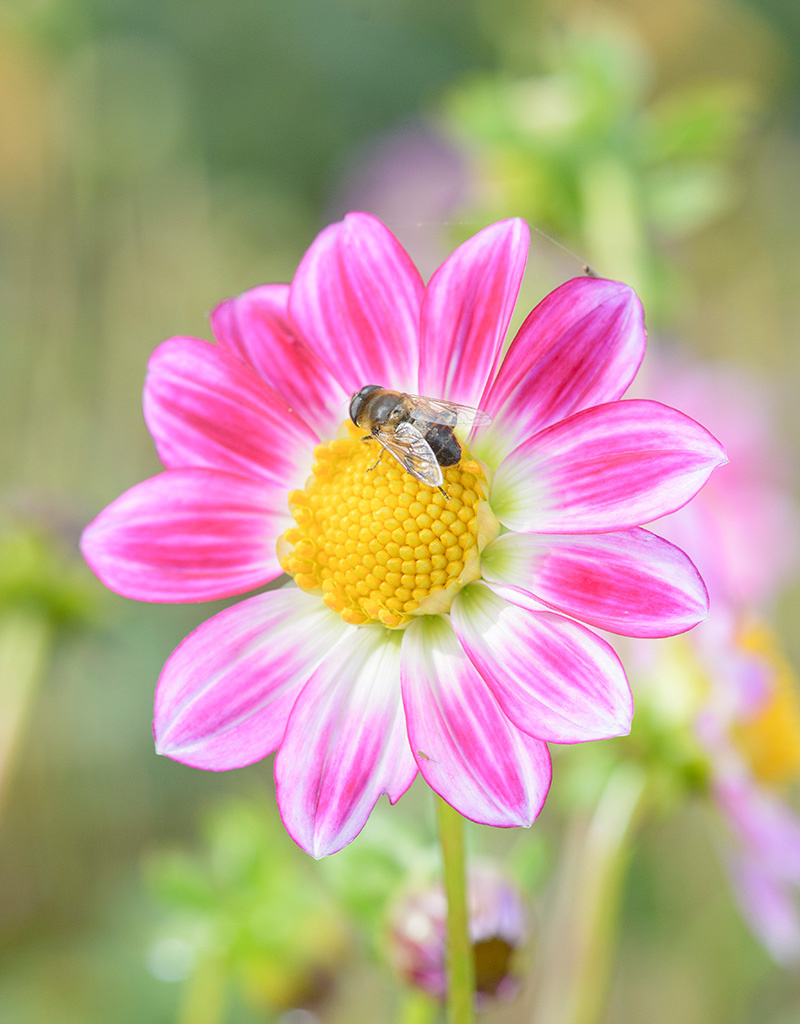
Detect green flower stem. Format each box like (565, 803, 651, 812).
(579, 156, 649, 303)
(0, 609, 52, 815)
(529, 762, 649, 1024)
(435, 794, 476, 1024)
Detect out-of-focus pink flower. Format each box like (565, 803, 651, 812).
(328, 123, 473, 280)
(698, 624, 800, 965)
(387, 862, 526, 1002)
(81, 214, 725, 857)
(639, 357, 800, 962)
(645, 355, 798, 611)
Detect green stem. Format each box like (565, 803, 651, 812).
(0, 609, 52, 816)
(529, 762, 649, 1024)
(578, 156, 650, 304)
(435, 795, 476, 1024)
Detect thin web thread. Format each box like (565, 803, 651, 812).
(410, 218, 598, 276)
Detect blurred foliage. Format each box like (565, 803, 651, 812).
(320, 811, 438, 944)
(146, 799, 349, 1019)
(440, 22, 756, 315)
(553, 636, 713, 823)
(0, 526, 96, 626)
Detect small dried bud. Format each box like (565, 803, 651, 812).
(386, 862, 526, 1002)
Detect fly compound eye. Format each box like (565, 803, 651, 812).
(349, 385, 382, 425)
(348, 393, 362, 425)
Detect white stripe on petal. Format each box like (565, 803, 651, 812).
(451, 583, 633, 743)
(211, 285, 348, 441)
(481, 528, 709, 638)
(275, 625, 417, 858)
(490, 400, 728, 534)
(474, 277, 645, 467)
(289, 213, 423, 396)
(401, 615, 552, 827)
(154, 589, 351, 770)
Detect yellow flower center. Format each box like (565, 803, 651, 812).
(278, 421, 499, 628)
(733, 622, 800, 785)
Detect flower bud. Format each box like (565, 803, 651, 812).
(386, 862, 526, 1002)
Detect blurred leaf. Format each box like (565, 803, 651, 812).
(321, 809, 437, 938)
(646, 164, 738, 237)
(145, 851, 217, 911)
(538, 22, 652, 132)
(505, 828, 550, 895)
(439, 22, 756, 316)
(0, 527, 96, 627)
(444, 75, 528, 146)
(640, 82, 757, 163)
(145, 797, 349, 1014)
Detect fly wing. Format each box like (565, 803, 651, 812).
(374, 421, 444, 487)
(403, 393, 492, 429)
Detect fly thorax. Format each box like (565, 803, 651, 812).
(368, 392, 406, 426)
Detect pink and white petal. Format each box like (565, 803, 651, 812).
(211, 285, 348, 441)
(451, 583, 632, 743)
(480, 581, 552, 615)
(480, 528, 708, 638)
(418, 219, 529, 408)
(401, 615, 551, 827)
(490, 400, 728, 534)
(288, 213, 424, 396)
(211, 283, 288, 365)
(154, 589, 351, 770)
(725, 852, 800, 965)
(274, 625, 417, 858)
(474, 278, 645, 466)
(144, 337, 317, 490)
(80, 469, 288, 602)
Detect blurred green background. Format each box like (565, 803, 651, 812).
(1, 0, 799, 1021)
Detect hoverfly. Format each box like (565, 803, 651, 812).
(349, 385, 491, 494)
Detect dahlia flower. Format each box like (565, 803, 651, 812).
(645, 357, 798, 612)
(81, 214, 725, 858)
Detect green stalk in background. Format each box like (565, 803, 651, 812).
(0, 528, 95, 818)
(529, 763, 649, 1024)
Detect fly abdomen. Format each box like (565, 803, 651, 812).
(424, 423, 461, 467)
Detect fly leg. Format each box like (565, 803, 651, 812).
(359, 438, 385, 473)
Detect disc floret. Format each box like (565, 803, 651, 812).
(278, 422, 499, 628)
